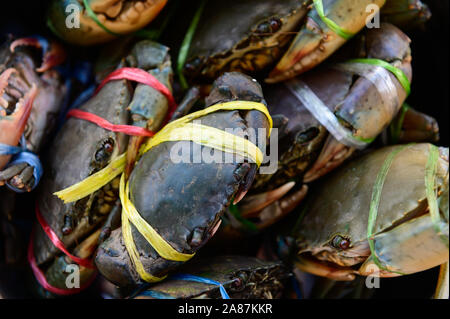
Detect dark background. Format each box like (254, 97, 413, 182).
(0, 0, 448, 299)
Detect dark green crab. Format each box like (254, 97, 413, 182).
(133, 256, 289, 299)
(31, 40, 174, 295)
(95, 72, 271, 287)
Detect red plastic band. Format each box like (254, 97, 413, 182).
(35, 203, 94, 269)
(95, 67, 177, 120)
(27, 230, 97, 296)
(66, 109, 155, 137)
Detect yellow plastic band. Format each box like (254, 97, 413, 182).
(54, 153, 127, 203)
(164, 101, 273, 137)
(121, 174, 195, 263)
(121, 176, 167, 282)
(141, 122, 264, 166)
(55, 101, 271, 203)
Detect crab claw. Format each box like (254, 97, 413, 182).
(303, 135, 354, 183)
(236, 184, 308, 231)
(266, 17, 325, 83)
(10, 37, 66, 73)
(0, 83, 38, 169)
(238, 182, 296, 218)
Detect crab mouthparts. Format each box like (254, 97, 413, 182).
(295, 253, 358, 281)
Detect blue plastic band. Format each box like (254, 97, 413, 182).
(34, 35, 50, 55)
(290, 276, 302, 299)
(170, 274, 231, 299)
(138, 290, 176, 299)
(6, 151, 43, 192)
(0, 143, 23, 155)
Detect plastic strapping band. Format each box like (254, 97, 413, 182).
(367, 144, 410, 275)
(28, 228, 97, 296)
(425, 144, 449, 247)
(137, 290, 176, 299)
(120, 174, 194, 262)
(334, 62, 401, 119)
(94, 67, 177, 114)
(345, 58, 411, 96)
(119, 102, 271, 282)
(170, 274, 231, 299)
(177, 0, 206, 89)
(55, 101, 272, 203)
(285, 79, 368, 149)
(35, 203, 95, 269)
(313, 0, 354, 40)
(66, 109, 155, 137)
(0, 143, 23, 156)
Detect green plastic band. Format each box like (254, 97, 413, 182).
(353, 135, 376, 144)
(367, 144, 410, 275)
(389, 103, 410, 144)
(313, 0, 354, 40)
(229, 202, 258, 232)
(177, 0, 206, 89)
(425, 144, 449, 247)
(83, 0, 121, 36)
(46, 18, 64, 40)
(347, 58, 411, 96)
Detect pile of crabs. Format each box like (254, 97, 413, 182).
(0, 0, 448, 299)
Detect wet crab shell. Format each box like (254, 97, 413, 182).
(183, 0, 309, 82)
(133, 255, 289, 299)
(47, 0, 168, 46)
(95, 73, 271, 287)
(33, 79, 130, 267)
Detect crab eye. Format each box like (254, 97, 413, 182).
(256, 22, 271, 34)
(331, 235, 350, 250)
(269, 18, 282, 32)
(95, 138, 115, 164)
(185, 57, 203, 73)
(256, 18, 282, 34)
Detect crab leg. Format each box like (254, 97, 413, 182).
(434, 262, 449, 299)
(10, 37, 66, 73)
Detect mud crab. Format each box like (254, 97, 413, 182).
(47, 0, 168, 45)
(292, 143, 448, 297)
(182, 0, 390, 84)
(95, 72, 271, 287)
(30, 39, 175, 295)
(223, 23, 432, 235)
(182, 0, 310, 83)
(0, 36, 66, 192)
(132, 256, 289, 299)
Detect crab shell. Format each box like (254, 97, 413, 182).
(183, 0, 309, 83)
(133, 255, 289, 299)
(33, 78, 130, 281)
(47, 0, 167, 46)
(294, 143, 449, 281)
(33, 40, 174, 292)
(95, 72, 271, 287)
